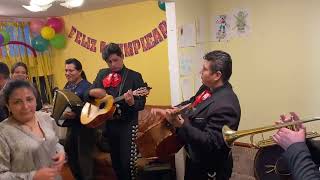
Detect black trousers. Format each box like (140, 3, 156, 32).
(105, 119, 138, 180)
(65, 125, 96, 180)
(185, 154, 233, 180)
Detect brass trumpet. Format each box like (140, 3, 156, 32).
(223, 117, 320, 148)
(253, 131, 320, 148)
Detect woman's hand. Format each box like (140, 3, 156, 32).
(51, 152, 65, 172)
(33, 167, 57, 180)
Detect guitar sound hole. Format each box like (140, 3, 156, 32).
(99, 103, 106, 109)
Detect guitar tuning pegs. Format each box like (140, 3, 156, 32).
(144, 82, 152, 90)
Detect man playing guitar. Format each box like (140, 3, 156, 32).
(85, 43, 146, 180)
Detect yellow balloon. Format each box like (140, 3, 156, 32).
(40, 26, 55, 40)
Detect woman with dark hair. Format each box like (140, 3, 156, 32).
(0, 62, 10, 122)
(11, 62, 43, 111)
(62, 58, 94, 180)
(0, 62, 10, 91)
(0, 80, 65, 180)
(11, 61, 29, 81)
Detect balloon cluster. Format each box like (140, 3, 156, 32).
(30, 17, 66, 52)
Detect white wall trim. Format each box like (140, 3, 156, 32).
(165, 2, 185, 180)
(165, 2, 181, 106)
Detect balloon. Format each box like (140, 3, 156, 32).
(40, 26, 55, 40)
(158, 1, 166, 11)
(30, 19, 46, 34)
(0, 34, 3, 45)
(50, 34, 66, 49)
(31, 35, 49, 52)
(47, 17, 64, 33)
(0, 31, 10, 44)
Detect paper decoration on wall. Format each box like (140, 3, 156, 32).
(68, 20, 167, 58)
(178, 23, 196, 47)
(180, 77, 194, 101)
(179, 55, 192, 76)
(196, 16, 210, 43)
(212, 14, 231, 42)
(194, 45, 207, 90)
(231, 9, 251, 37)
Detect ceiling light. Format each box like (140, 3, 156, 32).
(23, 0, 85, 12)
(60, 0, 84, 8)
(30, 0, 56, 7)
(23, 3, 52, 12)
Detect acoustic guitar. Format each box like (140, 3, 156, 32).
(81, 87, 150, 128)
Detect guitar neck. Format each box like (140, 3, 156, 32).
(114, 95, 125, 103)
(175, 103, 192, 115)
(114, 94, 141, 103)
(113, 87, 149, 104)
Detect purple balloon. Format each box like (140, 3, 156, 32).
(0, 34, 3, 45)
(47, 17, 64, 33)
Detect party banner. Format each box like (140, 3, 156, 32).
(68, 20, 167, 57)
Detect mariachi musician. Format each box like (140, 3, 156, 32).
(61, 58, 94, 180)
(271, 112, 320, 180)
(155, 50, 241, 180)
(84, 43, 146, 180)
(252, 112, 320, 180)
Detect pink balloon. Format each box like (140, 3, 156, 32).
(30, 19, 46, 34)
(47, 17, 64, 33)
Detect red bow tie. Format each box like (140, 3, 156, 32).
(192, 90, 212, 107)
(103, 73, 122, 88)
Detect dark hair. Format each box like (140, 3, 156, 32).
(102, 43, 123, 61)
(65, 58, 87, 80)
(203, 50, 232, 82)
(0, 62, 9, 78)
(3, 80, 38, 104)
(11, 62, 28, 74)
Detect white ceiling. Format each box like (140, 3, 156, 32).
(0, 0, 152, 18)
